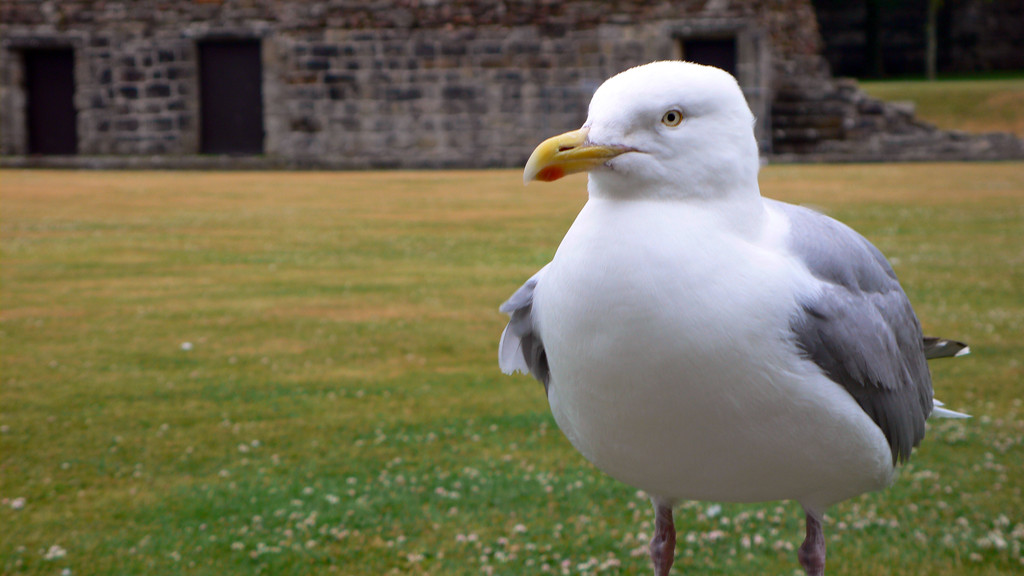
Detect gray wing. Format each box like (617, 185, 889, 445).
(499, 265, 550, 394)
(776, 200, 933, 465)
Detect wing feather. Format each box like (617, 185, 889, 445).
(498, 266, 551, 393)
(778, 201, 933, 465)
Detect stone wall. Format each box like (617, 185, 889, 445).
(269, 25, 658, 168)
(1, 0, 1021, 167)
(0, 0, 814, 166)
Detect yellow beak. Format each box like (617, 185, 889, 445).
(523, 127, 631, 184)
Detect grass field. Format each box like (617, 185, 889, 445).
(859, 77, 1024, 138)
(2, 165, 1022, 575)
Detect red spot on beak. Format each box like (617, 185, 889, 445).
(536, 166, 566, 182)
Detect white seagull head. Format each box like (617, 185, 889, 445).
(524, 61, 760, 200)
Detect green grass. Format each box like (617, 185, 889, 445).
(859, 77, 1024, 138)
(1, 166, 1022, 575)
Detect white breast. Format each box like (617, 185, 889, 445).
(535, 198, 894, 512)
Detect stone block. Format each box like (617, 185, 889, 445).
(291, 116, 321, 133)
(384, 87, 422, 101)
(115, 118, 140, 131)
(857, 100, 885, 115)
(312, 44, 340, 57)
(151, 117, 174, 131)
(328, 85, 353, 100)
(440, 41, 468, 56)
(383, 41, 406, 57)
(414, 42, 436, 58)
(324, 72, 357, 84)
(146, 84, 172, 98)
(442, 85, 476, 100)
(303, 59, 330, 71)
(122, 68, 145, 82)
(166, 67, 190, 80)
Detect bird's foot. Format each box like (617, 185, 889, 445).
(798, 512, 826, 576)
(649, 502, 676, 576)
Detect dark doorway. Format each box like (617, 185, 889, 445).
(198, 39, 264, 154)
(24, 48, 78, 155)
(680, 37, 738, 77)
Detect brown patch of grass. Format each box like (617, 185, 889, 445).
(0, 306, 84, 321)
(760, 162, 1024, 205)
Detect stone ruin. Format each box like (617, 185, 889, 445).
(772, 75, 1024, 162)
(1, 0, 1021, 169)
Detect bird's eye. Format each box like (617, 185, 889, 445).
(661, 109, 684, 127)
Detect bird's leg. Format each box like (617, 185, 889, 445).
(649, 501, 676, 576)
(798, 511, 826, 576)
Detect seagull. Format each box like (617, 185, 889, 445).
(498, 61, 969, 576)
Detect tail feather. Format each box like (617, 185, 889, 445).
(923, 337, 971, 418)
(923, 337, 969, 360)
(931, 399, 971, 419)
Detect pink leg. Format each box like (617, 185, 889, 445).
(798, 512, 826, 576)
(649, 502, 676, 576)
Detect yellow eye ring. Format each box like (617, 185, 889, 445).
(661, 109, 684, 127)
